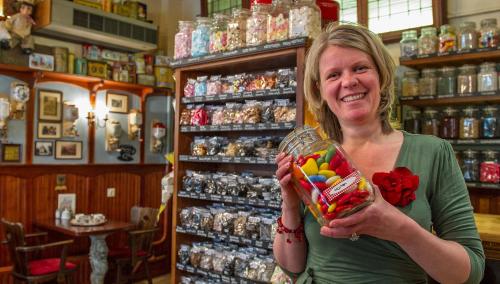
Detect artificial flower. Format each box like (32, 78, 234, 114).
(372, 167, 419, 207)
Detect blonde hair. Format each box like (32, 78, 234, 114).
(304, 23, 396, 143)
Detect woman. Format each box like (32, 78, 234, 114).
(274, 23, 485, 283)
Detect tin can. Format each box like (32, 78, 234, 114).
(75, 58, 88, 75)
(144, 54, 154, 75)
(102, 0, 112, 12)
(54, 47, 69, 73)
(154, 66, 173, 88)
(67, 53, 75, 74)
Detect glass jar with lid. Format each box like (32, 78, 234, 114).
(457, 64, 477, 95)
(418, 27, 438, 55)
(462, 149, 479, 182)
(289, 0, 321, 39)
(247, 2, 271, 46)
(401, 70, 420, 97)
(459, 107, 480, 139)
(400, 30, 418, 58)
(437, 66, 457, 96)
(191, 17, 211, 57)
(480, 150, 500, 183)
(418, 68, 437, 96)
(209, 13, 229, 54)
(267, 0, 291, 43)
(438, 24, 457, 53)
(482, 106, 499, 138)
(479, 18, 499, 48)
(457, 21, 478, 51)
(477, 62, 498, 92)
(174, 21, 194, 60)
(404, 110, 422, 134)
(422, 108, 440, 136)
(227, 8, 251, 51)
(440, 107, 459, 139)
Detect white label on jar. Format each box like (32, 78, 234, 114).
(323, 172, 361, 202)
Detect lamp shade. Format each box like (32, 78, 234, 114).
(152, 122, 166, 139)
(0, 98, 10, 121)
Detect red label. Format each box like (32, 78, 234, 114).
(323, 171, 360, 203)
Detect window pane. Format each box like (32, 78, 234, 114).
(338, 0, 357, 23)
(368, 0, 433, 33)
(207, 0, 241, 16)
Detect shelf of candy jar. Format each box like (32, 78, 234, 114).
(171, 0, 321, 68)
(399, 17, 500, 65)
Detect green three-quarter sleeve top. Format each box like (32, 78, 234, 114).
(287, 132, 485, 284)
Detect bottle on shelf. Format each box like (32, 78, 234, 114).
(267, 0, 291, 43)
(419, 68, 438, 97)
(404, 110, 422, 134)
(457, 21, 478, 52)
(209, 13, 230, 54)
(400, 30, 418, 58)
(481, 106, 499, 138)
(457, 64, 477, 95)
(459, 107, 480, 139)
(480, 150, 500, 184)
(174, 21, 195, 60)
(477, 62, 498, 93)
(437, 66, 457, 96)
(246, 2, 271, 46)
(191, 17, 211, 57)
(422, 108, 440, 136)
(462, 149, 479, 182)
(438, 24, 457, 53)
(289, 0, 321, 39)
(418, 27, 438, 55)
(440, 107, 459, 139)
(401, 70, 420, 97)
(478, 18, 499, 49)
(227, 8, 251, 51)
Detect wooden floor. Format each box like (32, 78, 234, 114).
(136, 274, 170, 284)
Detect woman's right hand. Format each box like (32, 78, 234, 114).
(275, 152, 301, 210)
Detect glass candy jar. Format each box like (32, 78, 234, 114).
(418, 68, 437, 96)
(404, 110, 422, 134)
(289, 0, 321, 39)
(480, 150, 500, 184)
(400, 30, 418, 58)
(209, 13, 229, 53)
(227, 8, 251, 50)
(174, 21, 194, 60)
(422, 108, 440, 136)
(401, 70, 420, 97)
(462, 149, 479, 182)
(459, 107, 480, 139)
(438, 24, 457, 53)
(191, 17, 211, 57)
(440, 107, 459, 139)
(477, 62, 498, 92)
(457, 21, 477, 51)
(418, 27, 438, 55)
(482, 106, 499, 138)
(437, 66, 457, 96)
(267, 0, 291, 42)
(246, 3, 271, 46)
(278, 126, 375, 225)
(479, 18, 499, 48)
(457, 64, 477, 95)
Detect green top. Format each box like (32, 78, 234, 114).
(289, 131, 485, 284)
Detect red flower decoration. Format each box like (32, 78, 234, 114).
(372, 167, 419, 207)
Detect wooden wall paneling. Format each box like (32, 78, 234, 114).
(469, 189, 500, 215)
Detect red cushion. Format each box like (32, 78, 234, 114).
(28, 258, 76, 276)
(108, 247, 147, 259)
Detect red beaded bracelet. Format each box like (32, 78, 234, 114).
(276, 216, 304, 243)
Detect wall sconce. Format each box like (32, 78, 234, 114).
(151, 121, 166, 153)
(86, 109, 108, 128)
(128, 109, 142, 140)
(0, 98, 10, 140)
(106, 120, 122, 152)
(63, 102, 79, 137)
(10, 81, 29, 120)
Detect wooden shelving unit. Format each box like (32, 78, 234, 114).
(399, 47, 500, 68)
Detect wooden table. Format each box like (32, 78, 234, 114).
(34, 218, 134, 284)
(474, 213, 500, 260)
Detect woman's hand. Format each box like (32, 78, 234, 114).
(319, 185, 412, 243)
(275, 152, 301, 211)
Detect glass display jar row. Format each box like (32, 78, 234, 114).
(401, 62, 499, 97)
(174, 0, 321, 59)
(404, 106, 500, 139)
(457, 149, 500, 184)
(400, 17, 499, 57)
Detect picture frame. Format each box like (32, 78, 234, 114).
(1, 143, 21, 162)
(106, 92, 129, 113)
(55, 141, 83, 160)
(57, 193, 76, 212)
(29, 53, 54, 71)
(34, 141, 54, 156)
(38, 122, 62, 139)
(38, 89, 63, 121)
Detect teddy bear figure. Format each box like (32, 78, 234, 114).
(0, 0, 36, 54)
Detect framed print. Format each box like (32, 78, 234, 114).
(57, 193, 76, 212)
(55, 141, 82, 160)
(38, 122, 61, 139)
(106, 92, 128, 113)
(29, 53, 54, 71)
(1, 144, 21, 162)
(34, 141, 53, 156)
(38, 90, 63, 121)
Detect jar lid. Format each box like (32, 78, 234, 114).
(458, 64, 477, 72)
(213, 13, 229, 20)
(483, 106, 498, 112)
(463, 107, 478, 114)
(480, 18, 497, 26)
(459, 21, 476, 29)
(424, 108, 438, 114)
(421, 68, 437, 75)
(482, 150, 498, 156)
(443, 107, 458, 115)
(402, 30, 418, 38)
(404, 70, 420, 77)
(440, 24, 454, 33)
(278, 126, 322, 155)
(421, 26, 437, 35)
(479, 62, 496, 68)
(196, 17, 211, 24)
(232, 7, 251, 17)
(439, 66, 457, 73)
(463, 149, 478, 156)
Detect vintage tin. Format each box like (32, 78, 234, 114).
(74, 58, 88, 75)
(138, 74, 155, 86)
(154, 66, 173, 88)
(154, 54, 169, 66)
(144, 54, 154, 75)
(82, 44, 102, 60)
(102, 0, 112, 12)
(68, 53, 75, 74)
(134, 55, 145, 74)
(137, 2, 147, 21)
(87, 61, 108, 79)
(53, 47, 69, 73)
(74, 0, 102, 10)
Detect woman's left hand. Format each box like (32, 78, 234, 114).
(320, 186, 411, 243)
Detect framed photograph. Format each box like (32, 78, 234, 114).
(106, 92, 128, 113)
(1, 144, 21, 162)
(55, 141, 83, 160)
(38, 122, 61, 139)
(34, 141, 53, 156)
(38, 89, 63, 121)
(29, 53, 54, 71)
(57, 193, 76, 212)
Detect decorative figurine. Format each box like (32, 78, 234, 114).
(0, 0, 37, 54)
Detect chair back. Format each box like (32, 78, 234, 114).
(130, 206, 158, 228)
(129, 207, 159, 266)
(1, 218, 28, 276)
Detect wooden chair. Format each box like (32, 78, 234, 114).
(1, 218, 77, 284)
(108, 206, 159, 284)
